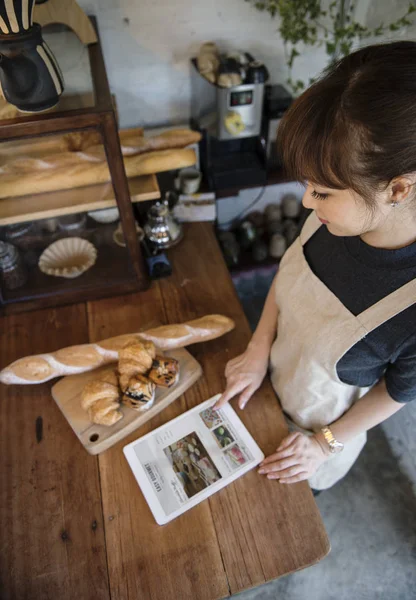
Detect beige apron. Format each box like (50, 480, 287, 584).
(270, 212, 416, 490)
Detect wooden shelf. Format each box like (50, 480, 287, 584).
(0, 17, 150, 309)
(1, 232, 140, 308)
(0, 174, 160, 226)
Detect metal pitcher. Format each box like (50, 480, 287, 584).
(144, 197, 183, 249)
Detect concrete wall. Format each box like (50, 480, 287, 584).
(43, 1, 416, 129)
(45, 0, 328, 128)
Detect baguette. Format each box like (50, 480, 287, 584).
(62, 128, 144, 153)
(0, 314, 235, 385)
(0, 147, 197, 199)
(119, 129, 201, 156)
(62, 128, 199, 156)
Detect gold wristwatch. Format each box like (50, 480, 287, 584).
(321, 426, 344, 454)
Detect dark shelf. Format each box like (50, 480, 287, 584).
(2, 241, 137, 307)
(199, 166, 289, 199)
(0, 16, 149, 311)
(216, 206, 307, 276)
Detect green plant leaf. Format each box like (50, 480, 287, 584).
(326, 41, 336, 54)
(244, 0, 416, 87)
(340, 41, 351, 55)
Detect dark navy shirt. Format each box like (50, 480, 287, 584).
(304, 225, 416, 403)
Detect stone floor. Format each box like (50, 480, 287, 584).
(231, 269, 416, 600)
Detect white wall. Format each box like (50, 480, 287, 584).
(54, 0, 330, 128)
(43, 1, 416, 129)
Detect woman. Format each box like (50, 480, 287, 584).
(215, 41, 416, 491)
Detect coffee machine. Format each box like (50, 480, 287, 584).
(190, 56, 268, 192)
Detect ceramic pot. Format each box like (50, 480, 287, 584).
(0, 10, 64, 113)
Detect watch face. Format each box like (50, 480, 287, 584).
(330, 440, 344, 454)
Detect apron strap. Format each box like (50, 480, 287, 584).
(357, 278, 416, 334)
(300, 212, 321, 246)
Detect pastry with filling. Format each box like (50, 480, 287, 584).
(148, 355, 180, 388)
(122, 374, 155, 411)
(118, 339, 156, 391)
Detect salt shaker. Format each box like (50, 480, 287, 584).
(264, 203, 282, 222)
(0, 241, 27, 290)
(282, 194, 301, 219)
(269, 233, 287, 259)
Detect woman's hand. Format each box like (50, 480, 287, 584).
(214, 343, 269, 410)
(258, 432, 330, 483)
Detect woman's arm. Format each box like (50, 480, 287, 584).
(319, 378, 404, 447)
(214, 272, 279, 409)
(258, 378, 406, 483)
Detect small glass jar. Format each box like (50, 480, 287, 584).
(0, 241, 28, 290)
(4, 222, 36, 250)
(57, 213, 87, 234)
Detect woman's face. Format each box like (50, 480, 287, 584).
(302, 182, 387, 237)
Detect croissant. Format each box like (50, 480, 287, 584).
(118, 340, 156, 391)
(81, 369, 122, 426)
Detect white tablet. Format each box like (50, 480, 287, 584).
(123, 394, 264, 525)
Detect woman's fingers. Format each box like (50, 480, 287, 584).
(225, 356, 244, 377)
(238, 384, 256, 410)
(260, 444, 298, 465)
(277, 432, 302, 451)
(279, 472, 309, 484)
(260, 438, 299, 466)
(258, 433, 300, 467)
(214, 380, 250, 409)
(266, 465, 304, 479)
(258, 456, 298, 474)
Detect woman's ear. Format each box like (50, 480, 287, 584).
(390, 176, 415, 204)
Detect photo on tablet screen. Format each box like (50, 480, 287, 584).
(199, 407, 223, 429)
(212, 425, 235, 449)
(223, 444, 250, 469)
(163, 432, 222, 499)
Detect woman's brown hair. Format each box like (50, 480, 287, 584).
(278, 41, 416, 205)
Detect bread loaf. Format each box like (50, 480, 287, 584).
(0, 314, 235, 385)
(139, 315, 235, 349)
(0, 147, 197, 199)
(61, 128, 200, 158)
(120, 129, 201, 155)
(62, 128, 144, 153)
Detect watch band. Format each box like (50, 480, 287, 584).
(321, 426, 344, 454)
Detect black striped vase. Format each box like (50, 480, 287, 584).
(0, 0, 64, 112)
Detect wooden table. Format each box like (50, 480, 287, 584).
(0, 223, 329, 600)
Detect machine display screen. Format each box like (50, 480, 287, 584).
(230, 90, 253, 106)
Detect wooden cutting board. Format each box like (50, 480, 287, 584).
(51, 347, 202, 455)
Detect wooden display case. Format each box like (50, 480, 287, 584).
(0, 17, 158, 314)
